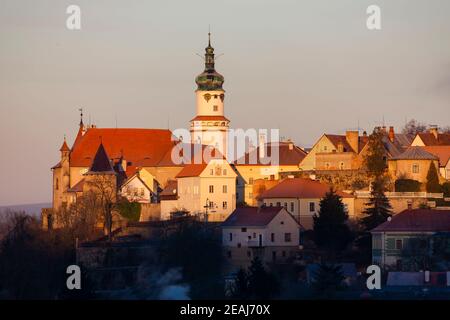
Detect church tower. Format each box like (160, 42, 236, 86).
(190, 33, 229, 157)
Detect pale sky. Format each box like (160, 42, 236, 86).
(1, 0, 450, 205)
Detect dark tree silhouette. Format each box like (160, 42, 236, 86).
(312, 263, 345, 299)
(246, 257, 280, 299)
(426, 163, 441, 193)
(313, 188, 353, 255)
(361, 177, 392, 231)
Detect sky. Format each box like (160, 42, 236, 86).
(1, 0, 450, 206)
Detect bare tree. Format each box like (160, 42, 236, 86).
(402, 119, 427, 135)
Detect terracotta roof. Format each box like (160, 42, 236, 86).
(416, 132, 450, 146)
(423, 146, 450, 166)
(87, 143, 115, 173)
(69, 128, 176, 167)
(234, 142, 307, 166)
(222, 206, 298, 227)
(372, 209, 450, 232)
(59, 139, 70, 152)
(67, 179, 85, 193)
(190, 115, 230, 122)
(390, 146, 439, 161)
(259, 178, 353, 199)
(175, 146, 225, 178)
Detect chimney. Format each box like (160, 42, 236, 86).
(288, 139, 294, 150)
(363, 131, 367, 137)
(388, 126, 395, 143)
(429, 125, 438, 139)
(346, 131, 359, 153)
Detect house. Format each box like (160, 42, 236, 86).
(371, 208, 450, 270)
(411, 126, 450, 146)
(258, 177, 355, 229)
(388, 146, 440, 185)
(233, 141, 307, 206)
(221, 206, 301, 269)
(299, 131, 367, 171)
(160, 148, 237, 222)
(120, 168, 158, 203)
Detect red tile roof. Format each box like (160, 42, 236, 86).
(372, 209, 450, 232)
(416, 132, 450, 146)
(175, 146, 225, 178)
(69, 128, 176, 167)
(191, 115, 230, 122)
(222, 206, 298, 227)
(259, 178, 353, 199)
(423, 146, 450, 166)
(234, 142, 307, 166)
(325, 134, 369, 153)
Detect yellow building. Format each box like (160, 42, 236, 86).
(388, 146, 440, 185)
(233, 141, 307, 206)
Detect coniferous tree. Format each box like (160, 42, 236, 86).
(246, 257, 280, 299)
(312, 263, 345, 299)
(313, 188, 353, 254)
(426, 163, 441, 193)
(230, 268, 249, 299)
(361, 176, 392, 231)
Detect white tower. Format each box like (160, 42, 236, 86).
(190, 33, 229, 157)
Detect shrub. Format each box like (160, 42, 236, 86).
(442, 182, 450, 198)
(395, 179, 421, 192)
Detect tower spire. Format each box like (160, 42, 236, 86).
(78, 108, 84, 126)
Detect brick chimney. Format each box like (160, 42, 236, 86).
(346, 131, 359, 153)
(388, 126, 395, 143)
(429, 125, 438, 139)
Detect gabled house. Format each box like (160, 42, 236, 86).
(411, 127, 450, 146)
(371, 209, 450, 270)
(423, 146, 450, 180)
(221, 206, 301, 268)
(120, 168, 158, 203)
(299, 131, 368, 171)
(160, 148, 237, 222)
(257, 177, 354, 229)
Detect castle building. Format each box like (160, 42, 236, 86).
(45, 34, 236, 226)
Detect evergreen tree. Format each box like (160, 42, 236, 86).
(361, 176, 392, 231)
(312, 263, 345, 299)
(246, 257, 280, 299)
(426, 163, 441, 193)
(230, 268, 249, 299)
(313, 188, 353, 254)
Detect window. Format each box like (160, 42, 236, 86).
(285, 233, 292, 242)
(271, 233, 275, 242)
(309, 202, 315, 212)
(323, 146, 328, 151)
(340, 162, 345, 170)
(276, 202, 281, 207)
(284, 202, 288, 209)
(140, 188, 145, 196)
(241, 228, 247, 232)
(210, 169, 214, 175)
(325, 162, 330, 169)
(282, 251, 286, 258)
(223, 201, 227, 209)
(412, 163, 419, 174)
(249, 177, 254, 185)
(269, 202, 273, 207)
(213, 105, 218, 112)
(223, 169, 227, 175)
(290, 202, 294, 212)
(395, 239, 403, 250)
(209, 185, 214, 193)
(272, 251, 277, 261)
(229, 233, 232, 241)
(55, 178, 59, 190)
(253, 233, 256, 238)
(223, 185, 227, 193)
